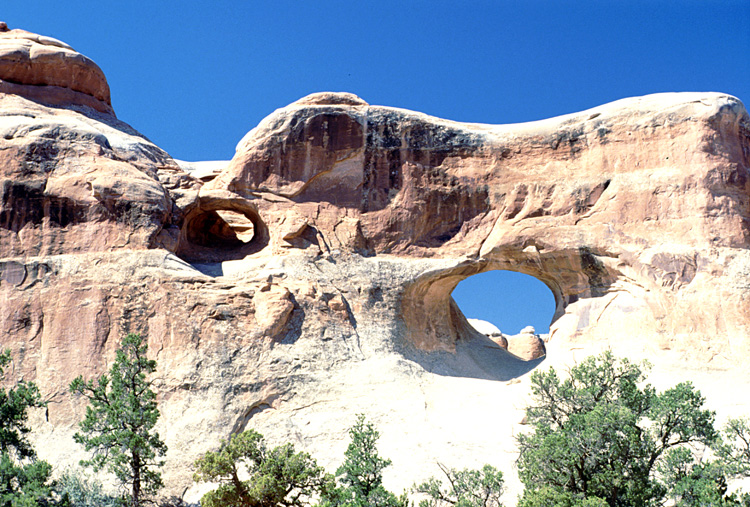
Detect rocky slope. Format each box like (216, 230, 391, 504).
(1, 25, 749, 503)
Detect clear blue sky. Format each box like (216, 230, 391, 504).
(4, 1, 748, 333)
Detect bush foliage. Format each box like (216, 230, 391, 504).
(194, 429, 332, 507)
(412, 463, 505, 507)
(517, 350, 749, 506)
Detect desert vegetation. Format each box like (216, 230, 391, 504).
(516, 351, 750, 506)
(0, 337, 748, 507)
(0, 348, 55, 506)
(69, 333, 167, 506)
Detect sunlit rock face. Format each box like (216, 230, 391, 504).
(0, 23, 112, 114)
(1, 26, 750, 504)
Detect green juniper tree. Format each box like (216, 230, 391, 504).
(657, 447, 738, 507)
(516, 351, 719, 507)
(193, 429, 333, 507)
(0, 349, 56, 507)
(516, 487, 608, 507)
(323, 415, 405, 507)
(412, 463, 505, 507)
(718, 417, 750, 479)
(69, 333, 167, 507)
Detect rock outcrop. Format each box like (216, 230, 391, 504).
(465, 319, 547, 360)
(1, 26, 750, 504)
(506, 329, 546, 361)
(0, 23, 112, 114)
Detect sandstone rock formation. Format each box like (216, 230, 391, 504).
(506, 330, 545, 361)
(1, 25, 750, 504)
(467, 320, 544, 360)
(0, 23, 112, 114)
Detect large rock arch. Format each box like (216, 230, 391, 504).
(200, 90, 750, 365)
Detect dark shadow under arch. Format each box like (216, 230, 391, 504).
(175, 200, 269, 263)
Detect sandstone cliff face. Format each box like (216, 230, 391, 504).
(197, 89, 750, 362)
(1, 26, 750, 503)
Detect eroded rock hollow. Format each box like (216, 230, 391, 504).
(2, 25, 749, 501)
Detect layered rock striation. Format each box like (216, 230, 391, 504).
(1, 25, 749, 503)
(0, 23, 112, 114)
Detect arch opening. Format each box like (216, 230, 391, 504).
(451, 270, 556, 360)
(176, 204, 268, 263)
(186, 209, 256, 247)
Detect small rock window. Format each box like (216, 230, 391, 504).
(177, 205, 267, 262)
(186, 210, 254, 248)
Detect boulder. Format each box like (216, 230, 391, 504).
(507, 333, 546, 361)
(467, 318, 508, 349)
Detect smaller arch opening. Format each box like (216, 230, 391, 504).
(177, 203, 268, 263)
(187, 210, 256, 248)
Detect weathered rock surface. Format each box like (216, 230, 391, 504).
(0, 24, 112, 114)
(1, 27, 750, 505)
(467, 320, 544, 360)
(506, 330, 546, 361)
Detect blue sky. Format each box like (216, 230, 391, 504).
(4, 1, 748, 333)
